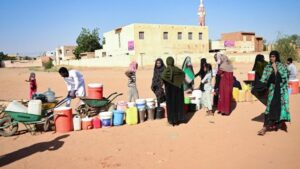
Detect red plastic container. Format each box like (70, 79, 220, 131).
(289, 80, 299, 94)
(54, 107, 73, 133)
(248, 71, 255, 81)
(88, 83, 103, 99)
(92, 117, 101, 129)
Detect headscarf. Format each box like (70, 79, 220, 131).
(129, 61, 138, 72)
(151, 58, 166, 90)
(219, 54, 233, 72)
(269, 50, 281, 63)
(182, 56, 195, 82)
(252, 54, 268, 78)
(161, 57, 185, 88)
(199, 58, 207, 79)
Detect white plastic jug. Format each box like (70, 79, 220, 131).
(73, 115, 81, 131)
(5, 100, 28, 113)
(28, 100, 42, 115)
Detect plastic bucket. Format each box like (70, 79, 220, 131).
(147, 108, 155, 120)
(138, 109, 146, 123)
(192, 90, 202, 99)
(92, 117, 101, 129)
(127, 102, 136, 108)
(126, 107, 138, 125)
(73, 115, 81, 131)
(82, 117, 93, 130)
(184, 97, 191, 104)
(113, 110, 125, 126)
(117, 101, 128, 111)
(288, 88, 292, 95)
(155, 107, 165, 119)
(288, 79, 299, 94)
(136, 99, 146, 110)
(248, 71, 255, 81)
(99, 112, 113, 127)
(54, 107, 73, 133)
(88, 83, 103, 99)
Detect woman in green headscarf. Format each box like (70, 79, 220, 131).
(182, 56, 195, 93)
(161, 57, 185, 126)
(256, 51, 291, 136)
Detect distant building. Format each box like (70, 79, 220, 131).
(80, 52, 95, 59)
(55, 45, 77, 63)
(95, 23, 209, 62)
(211, 32, 264, 53)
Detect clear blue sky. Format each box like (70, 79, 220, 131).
(0, 0, 299, 56)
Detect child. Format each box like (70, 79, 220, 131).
(200, 63, 214, 116)
(125, 61, 139, 102)
(26, 72, 37, 99)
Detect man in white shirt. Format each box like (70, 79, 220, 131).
(59, 67, 86, 107)
(287, 58, 298, 80)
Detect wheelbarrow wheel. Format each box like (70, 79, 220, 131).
(0, 116, 18, 137)
(43, 117, 50, 132)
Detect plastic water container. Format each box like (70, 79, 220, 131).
(117, 101, 127, 111)
(99, 112, 113, 127)
(127, 102, 136, 108)
(93, 117, 101, 129)
(238, 90, 246, 102)
(192, 90, 202, 99)
(44, 88, 56, 103)
(248, 71, 255, 81)
(81, 117, 93, 130)
(146, 98, 155, 110)
(288, 88, 292, 96)
(5, 100, 28, 113)
(136, 99, 146, 110)
(184, 97, 191, 104)
(289, 79, 299, 94)
(54, 107, 73, 133)
(88, 83, 103, 99)
(160, 103, 167, 118)
(73, 115, 81, 131)
(113, 110, 125, 126)
(28, 100, 42, 116)
(126, 107, 138, 125)
(232, 88, 240, 101)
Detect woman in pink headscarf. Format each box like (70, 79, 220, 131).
(215, 54, 234, 115)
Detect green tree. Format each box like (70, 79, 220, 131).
(274, 34, 299, 63)
(74, 28, 102, 59)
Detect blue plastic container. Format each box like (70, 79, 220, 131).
(288, 88, 293, 96)
(113, 110, 125, 126)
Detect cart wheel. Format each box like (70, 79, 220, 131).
(43, 118, 50, 132)
(0, 117, 18, 137)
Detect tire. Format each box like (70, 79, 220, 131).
(0, 117, 18, 137)
(43, 118, 50, 132)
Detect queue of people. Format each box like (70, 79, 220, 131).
(26, 51, 296, 135)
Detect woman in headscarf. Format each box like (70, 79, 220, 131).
(256, 51, 290, 136)
(182, 56, 195, 93)
(151, 58, 166, 106)
(217, 54, 234, 115)
(213, 53, 222, 106)
(161, 57, 185, 126)
(252, 54, 268, 85)
(195, 58, 207, 79)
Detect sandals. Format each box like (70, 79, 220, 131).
(257, 127, 267, 136)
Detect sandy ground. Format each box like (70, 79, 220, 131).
(0, 63, 300, 169)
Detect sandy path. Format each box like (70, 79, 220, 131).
(0, 63, 299, 169)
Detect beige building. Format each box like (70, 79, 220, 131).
(211, 32, 264, 53)
(55, 45, 77, 64)
(95, 23, 209, 66)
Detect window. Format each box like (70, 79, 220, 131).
(199, 33, 203, 40)
(66, 49, 70, 54)
(163, 32, 168, 40)
(188, 32, 193, 40)
(102, 52, 107, 57)
(139, 32, 144, 40)
(178, 32, 182, 40)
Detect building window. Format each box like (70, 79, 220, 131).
(66, 49, 70, 54)
(188, 32, 193, 40)
(139, 32, 144, 40)
(163, 32, 168, 40)
(199, 33, 203, 40)
(102, 52, 107, 57)
(178, 32, 182, 40)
